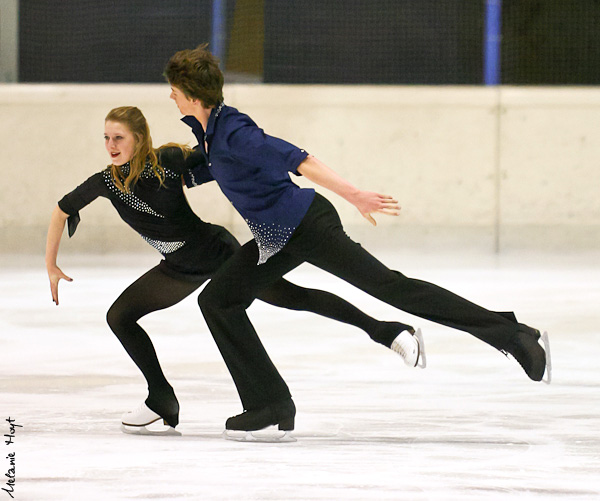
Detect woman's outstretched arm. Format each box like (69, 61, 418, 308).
(45, 205, 73, 305)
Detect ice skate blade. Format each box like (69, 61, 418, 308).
(414, 328, 427, 369)
(121, 422, 182, 437)
(541, 331, 552, 385)
(222, 429, 296, 443)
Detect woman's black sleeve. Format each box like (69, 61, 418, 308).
(157, 147, 185, 174)
(57, 172, 107, 237)
(158, 146, 212, 187)
(158, 147, 207, 175)
(183, 148, 214, 188)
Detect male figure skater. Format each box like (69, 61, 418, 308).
(164, 44, 551, 440)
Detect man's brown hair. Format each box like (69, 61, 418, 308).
(164, 43, 224, 108)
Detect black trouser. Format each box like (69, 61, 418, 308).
(105, 226, 407, 413)
(199, 194, 522, 410)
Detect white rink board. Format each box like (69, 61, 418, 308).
(1, 84, 599, 254)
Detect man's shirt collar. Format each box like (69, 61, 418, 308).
(181, 102, 225, 140)
(206, 102, 225, 138)
(181, 115, 204, 140)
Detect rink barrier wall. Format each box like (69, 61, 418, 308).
(1, 84, 599, 255)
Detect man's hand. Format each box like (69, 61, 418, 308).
(349, 190, 400, 226)
(297, 157, 401, 226)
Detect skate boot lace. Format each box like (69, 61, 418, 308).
(123, 402, 151, 419)
(131, 402, 148, 415)
(391, 337, 411, 358)
(391, 331, 419, 366)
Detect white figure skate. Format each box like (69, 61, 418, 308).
(121, 403, 181, 436)
(391, 328, 426, 368)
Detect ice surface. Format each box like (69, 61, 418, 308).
(1, 251, 599, 500)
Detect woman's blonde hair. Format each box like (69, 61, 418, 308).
(105, 106, 164, 193)
(105, 106, 193, 192)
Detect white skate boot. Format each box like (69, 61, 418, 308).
(391, 328, 426, 368)
(121, 403, 181, 436)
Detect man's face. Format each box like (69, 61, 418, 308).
(170, 86, 197, 115)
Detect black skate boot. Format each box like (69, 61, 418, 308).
(504, 325, 551, 383)
(224, 398, 296, 442)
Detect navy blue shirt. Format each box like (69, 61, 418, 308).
(182, 103, 315, 264)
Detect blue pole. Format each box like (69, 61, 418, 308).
(484, 0, 502, 85)
(211, 0, 226, 71)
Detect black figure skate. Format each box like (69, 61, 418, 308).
(223, 398, 296, 443)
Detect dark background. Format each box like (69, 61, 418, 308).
(19, 0, 600, 84)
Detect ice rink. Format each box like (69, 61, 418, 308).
(1, 250, 599, 500)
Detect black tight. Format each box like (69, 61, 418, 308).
(106, 266, 201, 423)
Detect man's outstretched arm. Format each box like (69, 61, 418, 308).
(297, 155, 400, 226)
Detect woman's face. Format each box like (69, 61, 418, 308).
(104, 120, 136, 166)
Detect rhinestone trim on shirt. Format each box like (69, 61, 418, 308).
(188, 171, 199, 187)
(246, 220, 295, 265)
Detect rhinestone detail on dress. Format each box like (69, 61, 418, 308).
(103, 166, 164, 218)
(141, 236, 185, 254)
(104, 162, 186, 254)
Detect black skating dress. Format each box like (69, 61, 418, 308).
(58, 147, 238, 281)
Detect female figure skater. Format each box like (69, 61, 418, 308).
(45, 106, 420, 436)
(164, 45, 551, 439)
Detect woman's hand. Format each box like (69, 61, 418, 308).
(47, 266, 73, 305)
